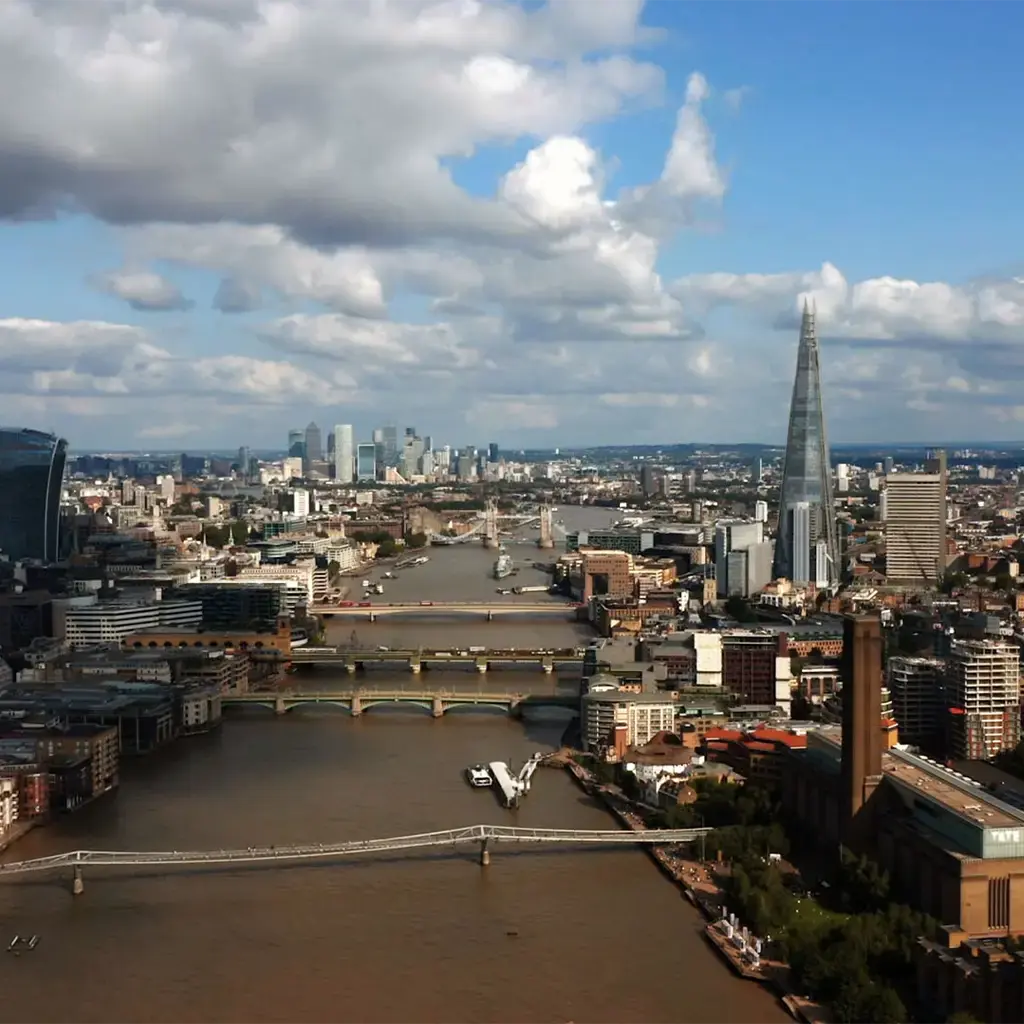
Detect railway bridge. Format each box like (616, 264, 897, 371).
(287, 647, 584, 674)
(0, 823, 713, 895)
(221, 689, 579, 717)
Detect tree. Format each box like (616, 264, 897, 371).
(724, 596, 756, 622)
(229, 520, 250, 545)
(327, 560, 341, 580)
(404, 531, 428, 549)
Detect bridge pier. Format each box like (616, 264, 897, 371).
(344, 659, 356, 674)
(479, 838, 490, 866)
(369, 612, 376, 623)
(486, 610, 493, 622)
(350, 695, 362, 717)
(409, 658, 421, 674)
(541, 657, 553, 674)
(431, 695, 444, 718)
(474, 658, 488, 674)
(274, 696, 286, 715)
(72, 865, 84, 896)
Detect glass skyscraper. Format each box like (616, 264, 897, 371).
(772, 304, 840, 589)
(0, 427, 68, 562)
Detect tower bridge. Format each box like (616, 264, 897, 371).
(0, 823, 713, 895)
(221, 689, 580, 717)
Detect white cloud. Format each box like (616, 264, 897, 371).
(91, 269, 192, 311)
(0, 0, 662, 250)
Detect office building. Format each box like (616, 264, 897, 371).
(304, 422, 322, 466)
(381, 425, 398, 466)
(946, 640, 1021, 760)
(772, 304, 840, 589)
(639, 463, 658, 498)
(356, 443, 377, 482)
(62, 599, 203, 649)
(287, 429, 305, 460)
(887, 655, 945, 748)
(715, 520, 772, 598)
(488, 442, 499, 464)
(884, 469, 947, 584)
(754, 500, 769, 523)
(333, 423, 354, 484)
(177, 582, 283, 630)
(0, 427, 68, 563)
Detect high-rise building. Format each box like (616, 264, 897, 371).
(287, 429, 305, 461)
(946, 639, 1021, 760)
(333, 424, 354, 484)
(639, 463, 657, 498)
(304, 422, 322, 465)
(884, 470, 946, 584)
(0, 428, 68, 562)
(381, 425, 398, 467)
(715, 520, 772, 598)
(356, 443, 377, 482)
(488, 442, 499, 464)
(887, 656, 944, 749)
(773, 303, 840, 590)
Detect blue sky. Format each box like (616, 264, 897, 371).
(1, 0, 1022, 451)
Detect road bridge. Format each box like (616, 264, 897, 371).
(0, 823, 712, 894)
(287, 647, 584, 674)
(222, 690, 579, 717)
(310, 601, 580, 621)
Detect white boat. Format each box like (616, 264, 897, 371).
(465, 764, 493, 788)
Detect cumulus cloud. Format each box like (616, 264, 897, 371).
(0, 0, 662, 250)
(0, 317, 354, 406)
(213, 277, 261, 314)
(675, 262, 1024, 349)
(91, 269, 192, 311)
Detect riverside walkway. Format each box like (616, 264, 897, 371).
(0, 823, 712, 894)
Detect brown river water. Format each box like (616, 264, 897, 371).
(0, 508, 787, 1023)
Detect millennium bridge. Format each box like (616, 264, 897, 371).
(0, 824, 712, 894)
(309, 601, 580, 621)
(287, 646, 584, 673)
(222, 689, 580, 717)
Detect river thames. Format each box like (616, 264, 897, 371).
(0, 507, 787, 1023)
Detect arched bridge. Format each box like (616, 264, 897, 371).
(311, 601, 580, 620)
(221, 690, 580, 717)
(0, 823, 713, 892)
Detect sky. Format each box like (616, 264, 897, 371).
(2, 0, 1023, 453)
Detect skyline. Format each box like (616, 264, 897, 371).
(2, 1, 1023, 448)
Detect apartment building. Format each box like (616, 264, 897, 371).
(946, 640, 1021, 759)
(581, 687, 676, 753)
(884, 472, 947, 584)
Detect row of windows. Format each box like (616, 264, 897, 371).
(128, 640, 283, 651)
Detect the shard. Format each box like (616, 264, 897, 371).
(772, 302, 840, 590)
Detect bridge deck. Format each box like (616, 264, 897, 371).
(0, 824, 711, 875)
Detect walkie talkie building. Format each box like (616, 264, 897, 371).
(0, 427, 68, 562)
(772, 304, 840, 590)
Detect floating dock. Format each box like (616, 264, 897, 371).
(489, 761, 520, 807)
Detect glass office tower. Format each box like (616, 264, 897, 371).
(772, 304, 840, 589)
(0, 427, 68, 562)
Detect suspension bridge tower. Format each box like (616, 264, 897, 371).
(538, 504, 554, 549)
(482, 499, 500, 549)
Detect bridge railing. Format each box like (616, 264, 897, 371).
(0, 824, 713, 876)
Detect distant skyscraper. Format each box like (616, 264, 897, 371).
(356, 443, 377, 482)
(288, 429, 305, 461)
(334, 424, 354, 484)
(0, 427, 68, 562)
(884, 471, 947, 584)
(304, 422, 322, 466)
(772, 303, 840, 589)
(382, 425, 398, 467)
(488, 442, 499, 464)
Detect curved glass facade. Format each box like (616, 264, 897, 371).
(0, 427, 68, 562)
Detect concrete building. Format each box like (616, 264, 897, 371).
(946, 639, 1021, 760)
(887, 655, 945, 748)
(581, 686, 676, 754)
(62, 599, 203, 649)
(884, 472, 947, 584)
(715, 520, 772, 599)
